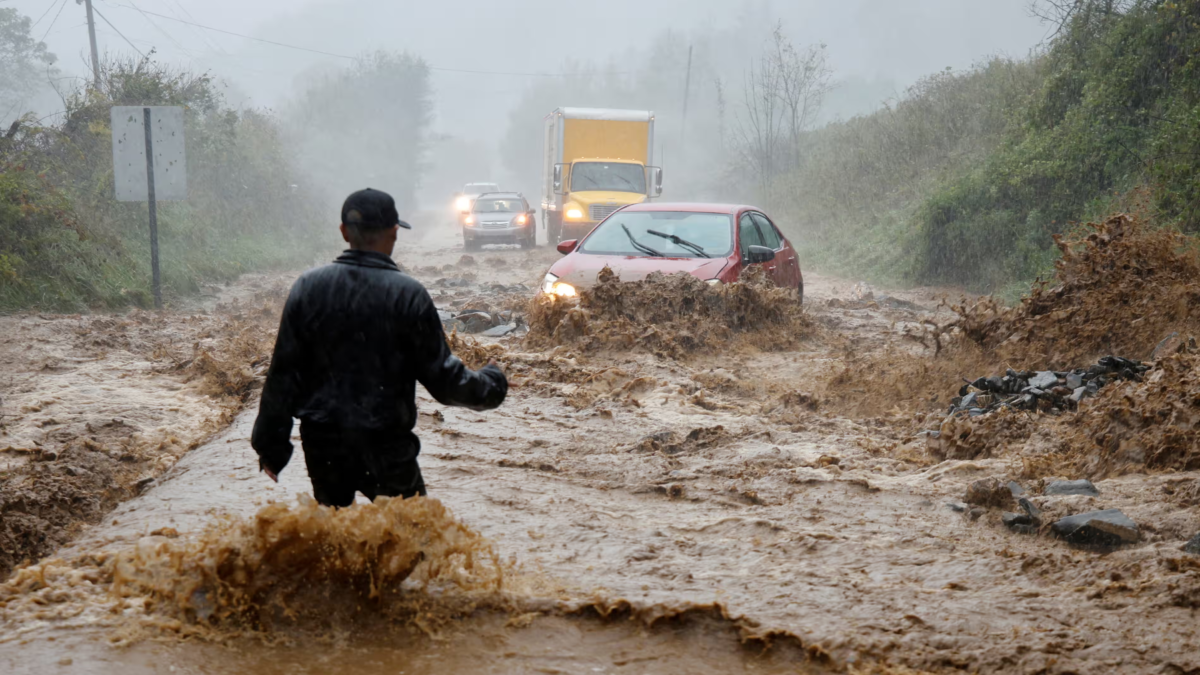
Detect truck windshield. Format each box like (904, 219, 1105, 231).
(465, 183, 499, 195)
(571, 162, 645, 193)
(579, 211, 732, 258)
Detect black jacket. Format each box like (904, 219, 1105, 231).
(251, 250, 507, 474)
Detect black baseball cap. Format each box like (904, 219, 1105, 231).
(341, 188, 412, 230)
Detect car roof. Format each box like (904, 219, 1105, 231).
(474, 192, 522, 199)
(618, 202, 761, 215)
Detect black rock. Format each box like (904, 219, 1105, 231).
(1051, 509, 1139, 548)
(1003, 511, 1037, 534)
(1045, 479, 1100, 497)
(1185, 533, 1200, 555)
(946, 502, 966, 513)
(1018, 497, 1042, 521)
(456, 311, 496, 333)
(1029, 371, 1060, 389)
(482, 324, 517, 337)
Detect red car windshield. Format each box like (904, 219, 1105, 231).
(579, 211, 733, 258)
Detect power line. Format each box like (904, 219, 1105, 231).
(30, 0, 59, 30)
(91, 5, 147, 58)
(111, 4, 639, 78)
(38, 0, 69, 42)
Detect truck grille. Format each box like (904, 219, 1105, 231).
(590, 204, 621, 221)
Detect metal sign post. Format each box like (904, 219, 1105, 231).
(111, 106, 186, 309)
(142, 108, 161, 308)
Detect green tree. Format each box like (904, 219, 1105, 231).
(0, 8, 56, 120)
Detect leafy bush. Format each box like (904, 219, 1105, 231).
(0, 56, 326, 312)
(912, 0, 1200, 289)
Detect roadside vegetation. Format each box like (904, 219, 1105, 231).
(0, 8, 433, 313)
(778, 0, 1200, 294)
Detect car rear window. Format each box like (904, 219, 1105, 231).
(474, 198, 522, 212)
(579, 211, 733, 258)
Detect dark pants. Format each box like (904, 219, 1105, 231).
(299, 422, 427, 508)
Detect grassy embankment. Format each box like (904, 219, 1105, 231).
(779, 0, 1200, 296)
(0, 59, 325, 312)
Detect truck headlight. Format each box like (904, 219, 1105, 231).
(456, 196, 471, 211)
(566, 208, 584, 219)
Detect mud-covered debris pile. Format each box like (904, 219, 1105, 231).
(950, 213, 1200, 365)
(526, 266, 812, 358)
(110, 495, 510, 629)
(1066, 349, 1200, 477)
(945, 356, 1149, 418)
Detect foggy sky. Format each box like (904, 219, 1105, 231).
(16, 0, 1046, 126)
(10, 0, 1049, 207)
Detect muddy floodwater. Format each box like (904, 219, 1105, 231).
(3, 223, 1199, 674)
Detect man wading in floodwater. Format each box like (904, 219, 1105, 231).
(251, 188, 507, 506)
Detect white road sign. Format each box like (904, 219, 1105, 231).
(111, 106, 187, 202)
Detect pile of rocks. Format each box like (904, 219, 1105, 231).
(954, 477, 1144, 550)
(947, 356, 1149, 418)
(439, 309, 525, 337)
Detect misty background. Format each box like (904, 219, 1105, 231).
(6, 0, 1047, 213)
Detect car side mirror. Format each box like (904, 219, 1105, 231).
(557, 239, 578, 255)
(746, 245, 775, 264)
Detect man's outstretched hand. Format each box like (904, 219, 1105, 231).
(259, 458, 279, 483)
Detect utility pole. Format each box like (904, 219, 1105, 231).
(82, 0, 101, 90)
(679, 45, 693, 152)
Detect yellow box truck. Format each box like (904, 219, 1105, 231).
(541, 108, 662, 243)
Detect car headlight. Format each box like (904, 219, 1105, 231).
(566, 208, 584, 219)
(541, 273, 576, 297)
(456, 196, 471, 211)
(706, 279, 722, 286)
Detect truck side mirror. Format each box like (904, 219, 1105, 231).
(647, 166, 663, 197)
(553, 164, 564, 194)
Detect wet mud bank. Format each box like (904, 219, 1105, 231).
(0, 278, 289, 577)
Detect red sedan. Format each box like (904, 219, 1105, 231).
(540, 202, 804, 303)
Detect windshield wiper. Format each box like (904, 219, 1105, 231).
(646, 229, 711, 258)
(621, 224, 664, 257)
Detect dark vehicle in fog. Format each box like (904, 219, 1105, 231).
(540, 202, 802, 303)
(463, 192, 537, 251)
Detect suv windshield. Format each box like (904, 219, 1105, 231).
(571, 162, 645, 193)
(473, 197, 523, 213)
(579, 211, 732, 258)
